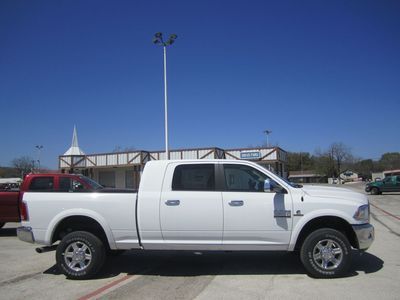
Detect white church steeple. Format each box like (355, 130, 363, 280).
(64, 125, 85, 155)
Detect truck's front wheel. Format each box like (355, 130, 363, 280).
(300, 228, 351, 278)
(56, 231, 106, 280)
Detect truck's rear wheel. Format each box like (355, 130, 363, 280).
(300, 228, 351, 278)
(56, 231, 106, 280)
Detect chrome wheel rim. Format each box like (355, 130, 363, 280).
(312, 239, 343, 270)
(63, 241, 92, 272)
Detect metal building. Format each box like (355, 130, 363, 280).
(59, 128, 287, 188)
(59, 147, 286, 189)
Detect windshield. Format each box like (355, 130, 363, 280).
(280, 176, 303, 188)
(259, 165, 303, 188)
(78, 175, 103, 190)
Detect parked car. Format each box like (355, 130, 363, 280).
(0, 173, 105, 229)
(365, 175, 400, 195)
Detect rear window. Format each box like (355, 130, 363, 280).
(29, 177, 54, 191)
(172, 164, 215, 191)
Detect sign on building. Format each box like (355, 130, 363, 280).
(240, 151, 261, 160)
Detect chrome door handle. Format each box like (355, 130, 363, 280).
(165, 200, 180, 206)
(229, 200, 244, 206)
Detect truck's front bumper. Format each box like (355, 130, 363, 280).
(17, 226, 35, 244)
(352, 223, 374, 250)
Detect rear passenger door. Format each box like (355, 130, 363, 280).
(160, 163, 223, 248)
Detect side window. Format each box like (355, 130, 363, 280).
(59, 177, 71, 191)
(29, 177, 54, 191)
(59, 177, 86, 192)
(224, 164, 267, 192)
(72, 179, 86, 191)
(172, 164, 215, 191)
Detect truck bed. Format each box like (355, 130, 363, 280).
(22, 191, 139, 249)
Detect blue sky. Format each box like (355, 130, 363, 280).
(1, 0, 399, 169)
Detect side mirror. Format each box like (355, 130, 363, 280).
(264, 179, 272, 192)
(264, 178, 287, 194)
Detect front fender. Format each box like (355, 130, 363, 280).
(288, 209, 354, 251)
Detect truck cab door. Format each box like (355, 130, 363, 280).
(396, 176, 400, 192)
(381, 176, 395, 192)
(160, 163, 223, 249)
(221, 163, 292, 250)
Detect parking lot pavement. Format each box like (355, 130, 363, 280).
(1, 183, 399, 300)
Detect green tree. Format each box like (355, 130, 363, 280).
(287, 152, 314, 172)
(314, 153, 336, 178)
(378, 152, 400, 170)
(0, 167, 19, 178)
(353, 159, 375, 179)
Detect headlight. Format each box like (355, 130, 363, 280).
(354, 204, 370, 222)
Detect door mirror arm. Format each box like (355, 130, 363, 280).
(273, 186, 288, 194)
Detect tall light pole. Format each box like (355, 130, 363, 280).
(263, 130, 272, 147)
(153, 32, 178, 160)
(35, 145, 43, 171)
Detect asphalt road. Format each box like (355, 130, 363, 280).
(1, 182, 399, 300)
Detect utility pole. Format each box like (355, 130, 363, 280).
(153, 32, 178, 160)
(35, 145, 43, 172)
(263, 130, 272, 147)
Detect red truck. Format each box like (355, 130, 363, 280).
(0, 173, 104, 229)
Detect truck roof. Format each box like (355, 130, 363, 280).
(146, 159, 256, 164)
(24, 173, 80, 177)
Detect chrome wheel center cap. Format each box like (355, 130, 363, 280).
(73, 250, 85, 262)
(321, 247, 333, 260)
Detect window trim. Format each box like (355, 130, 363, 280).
(171, 163, 217, 192)
(28, 176, 55, 192)
(222, 163, 268, 193)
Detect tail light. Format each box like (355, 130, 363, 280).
(19, 192, 29, 221)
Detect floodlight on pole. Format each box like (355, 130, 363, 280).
(153, 32, 178, 160)
(35, 145, 43, 171)
(263, 130, 272, 147)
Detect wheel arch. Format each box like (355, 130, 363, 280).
(293, 216, 358, 251)
(49, 213, 115, 250)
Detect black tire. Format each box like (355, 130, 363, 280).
(0, 222, 5, 229)
(300, 228, 352, 278)
(371, 187, 380, 195)
(56, 231, 106, 280)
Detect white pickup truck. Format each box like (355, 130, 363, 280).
(17, 160, 374, 279)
